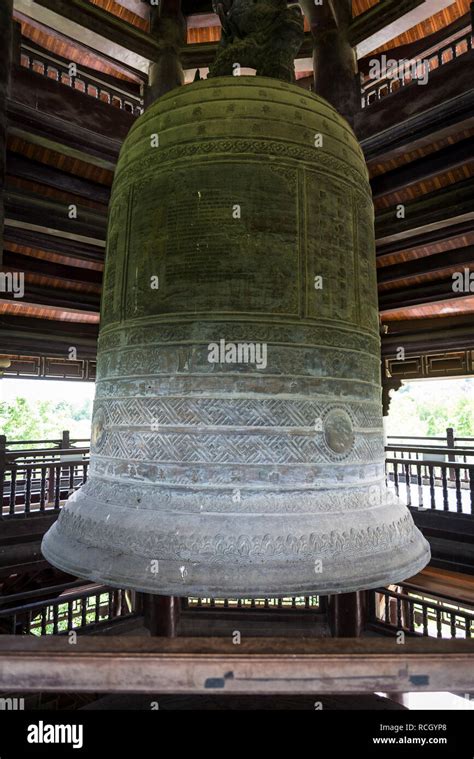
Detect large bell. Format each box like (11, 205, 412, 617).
(42, 77, 430, 596)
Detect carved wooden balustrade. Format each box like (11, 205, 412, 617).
(3, 433, 473, 518)
(0, 581, 139, 635)
(361, 24, 472, 107)
(0, 432, 89, 518)
(369, 581, 474, 639)
(19, 39, 144, 115)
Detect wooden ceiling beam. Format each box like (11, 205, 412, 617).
(0, 339, 97, 361)
(382, 312, 474, 334)
(4, 190, 107, 242)
(17, 0, 159, 71)
(0, 314, 99, 355)
(381, 315, 474, 353)
(358, 51, 474, 157)
(0, 299, 100, 323)
(349, 0, 455, 55)
(375, 177, 474, 244)
(16, 13, 146, 84)
(7, 118, 118, 172)
(116, 0, 150, 21)
(8, 67, 130, 166)
(2, 250, 103, 284)
(378, 279, 473, 309)
(0, 282, 100, 311)
(3, 226, 104, 265)
(358, 11, 470, 74)
(380, 295, 474, 321)
(378, 245, 474, 285)
(376, 220, 474, 261)
(371, 138, 474, 200)
(349, 0, 424, 45)
(6, 152, 111, 206)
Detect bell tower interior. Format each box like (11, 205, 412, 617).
(0, 0, 473, 731)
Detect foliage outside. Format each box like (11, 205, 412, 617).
(386, 379, 474, 438)
(0, 397, 92, 442)
(0, 379, 473, 443)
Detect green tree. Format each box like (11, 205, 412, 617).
(387, 379, 474, 438)
(0, 398, 92, 443)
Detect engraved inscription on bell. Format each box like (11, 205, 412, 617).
(42, 77, 430, 596)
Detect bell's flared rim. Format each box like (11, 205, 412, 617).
(42, 520, 430, 599)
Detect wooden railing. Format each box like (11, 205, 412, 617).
(361, 26, 472, 107)
(388, 429, 474, 449)
(0, 583, 137, 635)
(184, 595, 322, 612)
(19, 40, 144, 115)
(3, 432, 474, 517)
(386, 455, 474, 513)
(0, 432, 89, 518)
(186, 588, 474, 640)
(3, 583, 474, 639)
(18, 15, 472, 115)
(369, 582, 474, 640)
(385, 430, 474, 513)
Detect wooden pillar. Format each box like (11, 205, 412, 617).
(0, 0, 13, 266)
(142, 594, 180, 637)
(146, 0, 186, 107)
(12, 20, 22, 69)
(446, 426, 456, 481)
(300, 0, 359, 125)
(328, 591, 367, 637)
(61, 430, 71, 451)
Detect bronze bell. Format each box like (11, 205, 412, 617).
(42, 77, 430, 596)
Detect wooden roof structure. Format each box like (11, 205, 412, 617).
(0, 0, 473, 383)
